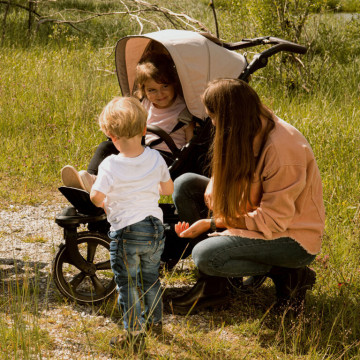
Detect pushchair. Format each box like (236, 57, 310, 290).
(52, 29, 307, 304)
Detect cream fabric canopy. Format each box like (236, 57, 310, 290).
(115, 29, 247, 120)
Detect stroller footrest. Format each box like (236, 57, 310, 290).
(55, 206, 106, 227)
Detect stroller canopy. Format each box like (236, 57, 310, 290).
(115, 29, 247, 120)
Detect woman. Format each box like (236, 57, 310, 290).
(171, 78, 325, 314)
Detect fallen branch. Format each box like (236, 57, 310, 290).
(209, 0, 219, 38)
(133, 0, 211, 33)
(35, 0, 211, 35)
(1, 0, 213, 41)
(0, 0, 41, 18)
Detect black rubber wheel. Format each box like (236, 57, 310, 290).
(52, 231, 116, 304)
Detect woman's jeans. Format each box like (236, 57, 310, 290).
(173, 173, 315, 277)
(109, 216, 165, 331)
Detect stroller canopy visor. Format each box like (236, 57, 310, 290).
(115, 30, 247, 120)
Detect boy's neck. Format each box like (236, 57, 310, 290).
(111, 135, 145, 158)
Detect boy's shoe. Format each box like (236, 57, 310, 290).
(61, 165, 96, 193)
(146, 321, 163, 336)
(109, 330, 146, 350)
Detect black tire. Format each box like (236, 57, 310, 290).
(52, 231, 116, 304)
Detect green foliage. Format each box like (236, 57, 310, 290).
(309, 14, 360, 64)
(325, 0, 360, 11)
(0, 1, 360, 358)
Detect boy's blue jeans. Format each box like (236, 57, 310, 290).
(109, 216, 165, 332)
(173, 173, 315, 277)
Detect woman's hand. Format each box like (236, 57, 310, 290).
(175, 219, 211, 238)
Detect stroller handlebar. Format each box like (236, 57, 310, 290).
(218, 36, 307, 55)
(236, 37, 307, 81)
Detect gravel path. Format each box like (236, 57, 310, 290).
(0, 203, 65, 267)
(0, 203, 199, 359)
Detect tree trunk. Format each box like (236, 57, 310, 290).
(1, 0, 11, 45)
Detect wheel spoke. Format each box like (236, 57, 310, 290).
(87, 242, 98, 262)
(91, 275, 106, 295)
(53, 232, 116, 303)
(96, 260, 111, 270)
(69, 272, 86, 290)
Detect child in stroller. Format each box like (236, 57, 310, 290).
(61, 52, 194, 192)
(53, 29, 307, 305)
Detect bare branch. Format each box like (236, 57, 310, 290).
(132, 0, 212, 33)
(2, 0, 213, 40)
(209, 0, 219, 38)
(0, 1, 41, 17)
(120, 0, 144, 34)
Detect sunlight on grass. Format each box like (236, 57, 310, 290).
(22, 235, 48, 244)
(1, 1, 360, 358)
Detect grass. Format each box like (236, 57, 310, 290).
(1, 0, 360, 359)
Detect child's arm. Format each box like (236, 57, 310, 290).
(90, 189, 106, 208)
(159, 178, 174, 196)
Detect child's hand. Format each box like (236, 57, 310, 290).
(175, 221, 189, 237)
(175, 219, 211, 238)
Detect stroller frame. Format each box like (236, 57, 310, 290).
(53, 31, 307, 304)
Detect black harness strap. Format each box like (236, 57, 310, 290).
(147, 107, 193, 149)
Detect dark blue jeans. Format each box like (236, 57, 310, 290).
(173, 173, 315, 277)
(109, 216, 165, 331)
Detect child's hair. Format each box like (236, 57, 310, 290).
(134, 53, 182, 99)
(98, 96, 147, 139)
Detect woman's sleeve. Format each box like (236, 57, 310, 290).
(244, 164, 307, 239)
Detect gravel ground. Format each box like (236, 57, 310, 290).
(0, 202, 199, 359)
(0, 203, 65, 267)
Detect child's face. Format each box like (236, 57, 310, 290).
(144, 79, 176, 109)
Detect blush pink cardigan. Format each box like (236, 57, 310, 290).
(221, 116, 325, 255)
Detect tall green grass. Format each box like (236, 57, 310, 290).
(1, 1, 360, 358)
(0, 42, 118, 204)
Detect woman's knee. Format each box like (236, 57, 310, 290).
(192, 241, 215, 275)
(173, 173, 197, 199)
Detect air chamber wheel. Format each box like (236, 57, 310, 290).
(52, 231, 116, 304)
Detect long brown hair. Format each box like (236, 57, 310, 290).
(202, 78, 275, 227)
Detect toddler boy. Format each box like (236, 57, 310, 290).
(89, 96, 173, 347)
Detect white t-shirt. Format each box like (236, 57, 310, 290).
(143, 96, 191, 153)
(91, 147, 171, 231)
